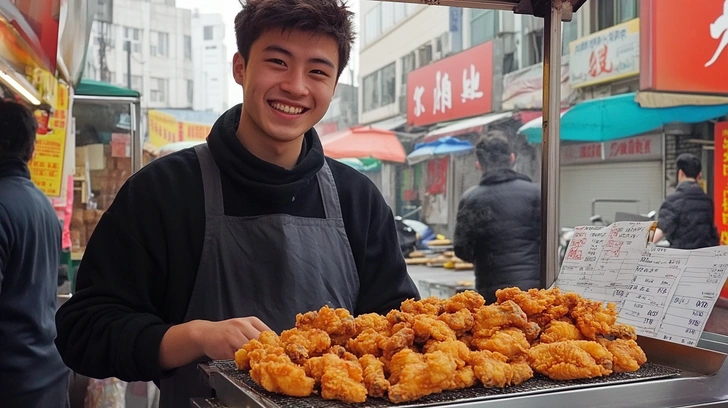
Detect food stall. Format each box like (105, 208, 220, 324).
(194, 1, 728, 407)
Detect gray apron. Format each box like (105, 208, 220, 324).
(159, 144, 359, 407)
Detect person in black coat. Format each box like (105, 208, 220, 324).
(653, 153, 719, 249)
(454, 134, 542, 303)
(0, 99, 69, 408)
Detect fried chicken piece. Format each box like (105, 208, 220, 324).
(424, 339, 476, 390)
(471, 328, 530, 361)
(599, 339, 647, 373)
(380, 326, 415, 360)
(528, 340, 613, 380)
(304, 354, 367, 403)
(468, 350, 514, 388)
(401, 297, 446, 316)
(234, 339, 283, 371)
(295, 306, 356, 345)
(387, 349, 457, 403)
(347, 328, 387, 357)
(386, 310, 416, 327)
(438, 308, 475, 335)
(445, 291, 485, 313)
(279, 328, 331, 364)
(458, 333, 474, 349)
(258, 331, 282, 346)
(608, 323, 638, 341)
(510, 360, 534, 385)
(248, 348, 315, 397)
(359, 354, 390, 398)
(570, 299, 617, 340)
(327, 345, 359, 362)
(354, 313, 391, 336)
(497, 288, 578, 328)
(472, 301, 528, 338)
(540, 320, 585, 344)
(412, 315, 457, 344)
(521, 321, 542, 343)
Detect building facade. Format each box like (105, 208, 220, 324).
(191, 11, 229, 114)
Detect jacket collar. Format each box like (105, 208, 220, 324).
(0, 157, 31, 179)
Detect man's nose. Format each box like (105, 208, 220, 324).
(280, 69, 309, 97)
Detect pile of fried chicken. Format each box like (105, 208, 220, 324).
(234, 287, 647, 404)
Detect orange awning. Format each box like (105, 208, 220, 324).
(321, 126, 406, 163)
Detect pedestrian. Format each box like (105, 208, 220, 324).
(55, 1, 419, 406)
(0, 99, 70, 408)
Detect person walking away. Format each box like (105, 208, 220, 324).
(0, 99, 70, 407)
(653, 153, 719, 249)
(454, 134, 542, 304)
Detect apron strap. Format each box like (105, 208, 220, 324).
(316, 160, 344, 220)
(194, 144, 224, 217)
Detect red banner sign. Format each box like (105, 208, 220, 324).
(406, 41, 493, 127)
(715, 122, 728, 245)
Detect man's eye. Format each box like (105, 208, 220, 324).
(311, 70, 328, 76)
(268, 59, 286, 66)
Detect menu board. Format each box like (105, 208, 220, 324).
(555, 222, 728, 347)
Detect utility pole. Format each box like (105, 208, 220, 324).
(125, 40, 132, 89)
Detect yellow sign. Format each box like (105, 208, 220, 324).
(28, 83, 69, 197)
(148, 110, 213, 148)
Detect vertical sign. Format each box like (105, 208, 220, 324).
(29, 82, 69, 197)
(714, 121, 728, 299)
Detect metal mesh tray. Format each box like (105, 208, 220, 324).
(209, 360, 680, 408)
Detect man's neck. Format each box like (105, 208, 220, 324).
(236, 111, 304, 170)
(679, 177, 697, 184)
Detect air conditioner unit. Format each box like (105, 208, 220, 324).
(439, 32, 452, 57)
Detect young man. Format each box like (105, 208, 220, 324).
(55, 1, 419, 406)
(0, 100, 69, 408)
(653, 153, 719, 249)
(453, 134, 542, 304)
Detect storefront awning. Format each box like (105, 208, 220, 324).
(368, 115, 407, 131)
(422, 111, 513, 143)
(321, 126, 407, 163)
(407, 136, 474, 165)
(75, 79, 140, 99)
(335, 158, 382, 173)
(519, 92, 728, 143)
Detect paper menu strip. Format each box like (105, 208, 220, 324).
(555, 221, 656, 304)
(617, 246, 728, 346)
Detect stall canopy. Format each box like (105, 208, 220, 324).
(422, 111, 513, 143)
(321, 126, 407, 163)
(75, 79, 140, 98)
(519, 92, 728, 143)
(407, 136, 475, 165)
(335, 158, 382, 172)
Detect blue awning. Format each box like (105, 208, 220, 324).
(407, 136, 474, 165)
(519, 92, 728, 143)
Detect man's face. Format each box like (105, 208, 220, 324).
(233, 29, 339, 143)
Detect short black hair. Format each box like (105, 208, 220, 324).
(476, 133, 512, 171)
(234, 0, 355, 79)
(0, 99, 37, 162)
(676, 153, 701, 178)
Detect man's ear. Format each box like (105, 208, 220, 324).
(232, 52, 246, 86)
(510, 153, 516, 165)
(475, 161, 482, 171)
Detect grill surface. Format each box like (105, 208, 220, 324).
(209, 361, 680, 408)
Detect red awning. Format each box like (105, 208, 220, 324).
(321, 126, 406, 163)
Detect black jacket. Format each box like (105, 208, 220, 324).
(657, 180, 719, 249)
(55, 105, 419, 383)
(454, 168, 541, 303)
(0, 158, 66, 397)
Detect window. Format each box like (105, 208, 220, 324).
(523, 29, 544, 67)
(364, 6, 381, 45)
(150, 31, 169, 57)
(123, 27, 142, 53)
(362, 63, 396, 112)
(150, 77, 167, 103)
(417, 44, 432, 68)
(470, 9, 498, 47)
(131, 75, 142, 93)
(363, 3, 420, 46)
(394, 3, 406, 21)
(562, 12, 579, 55)
(381, 3, 395, 33)
(593, 0, 638, 31)
(204, 26, 214, 40)
(187, 80, 193, 106)
(184, 35, 192, 60)
(401, 53, 415, 86)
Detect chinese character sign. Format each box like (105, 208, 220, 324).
(570, 19, 639, 88)
(407, 41, 493, 127)
(714, 121, 728, 246)
(148, 110, 181, 148)
(28, 82, 69, 198)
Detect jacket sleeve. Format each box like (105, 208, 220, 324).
(355, 195, 420, 316)
(55, 183, 173, 383)
(656, 196, 679, 240)
(0, 205, 10, 293)
(454, 195, 478, 263)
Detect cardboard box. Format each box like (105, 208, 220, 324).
(86, 144, 106, 170)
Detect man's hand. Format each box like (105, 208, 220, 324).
(194, 318, 272, 360)
(652, 228, 665, 244)
(159, 317, 271, 370)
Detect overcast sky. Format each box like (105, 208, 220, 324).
(175, 0, 361, 108)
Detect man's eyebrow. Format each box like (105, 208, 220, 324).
(263, 45, 335, 70)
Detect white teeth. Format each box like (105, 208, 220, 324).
(271, 102, 303, 114)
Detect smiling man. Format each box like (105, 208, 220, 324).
(54, 1, 419, 406)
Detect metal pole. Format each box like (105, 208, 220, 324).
(540, 0, 564, 289)
(126, 41, 132, 90)
(130, 101, 143, 173)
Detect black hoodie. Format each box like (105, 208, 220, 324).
(55, 105, 419, 383)
(453, 168, 542, 303)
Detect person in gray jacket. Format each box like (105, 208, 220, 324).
(0, 99, 69, 408)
